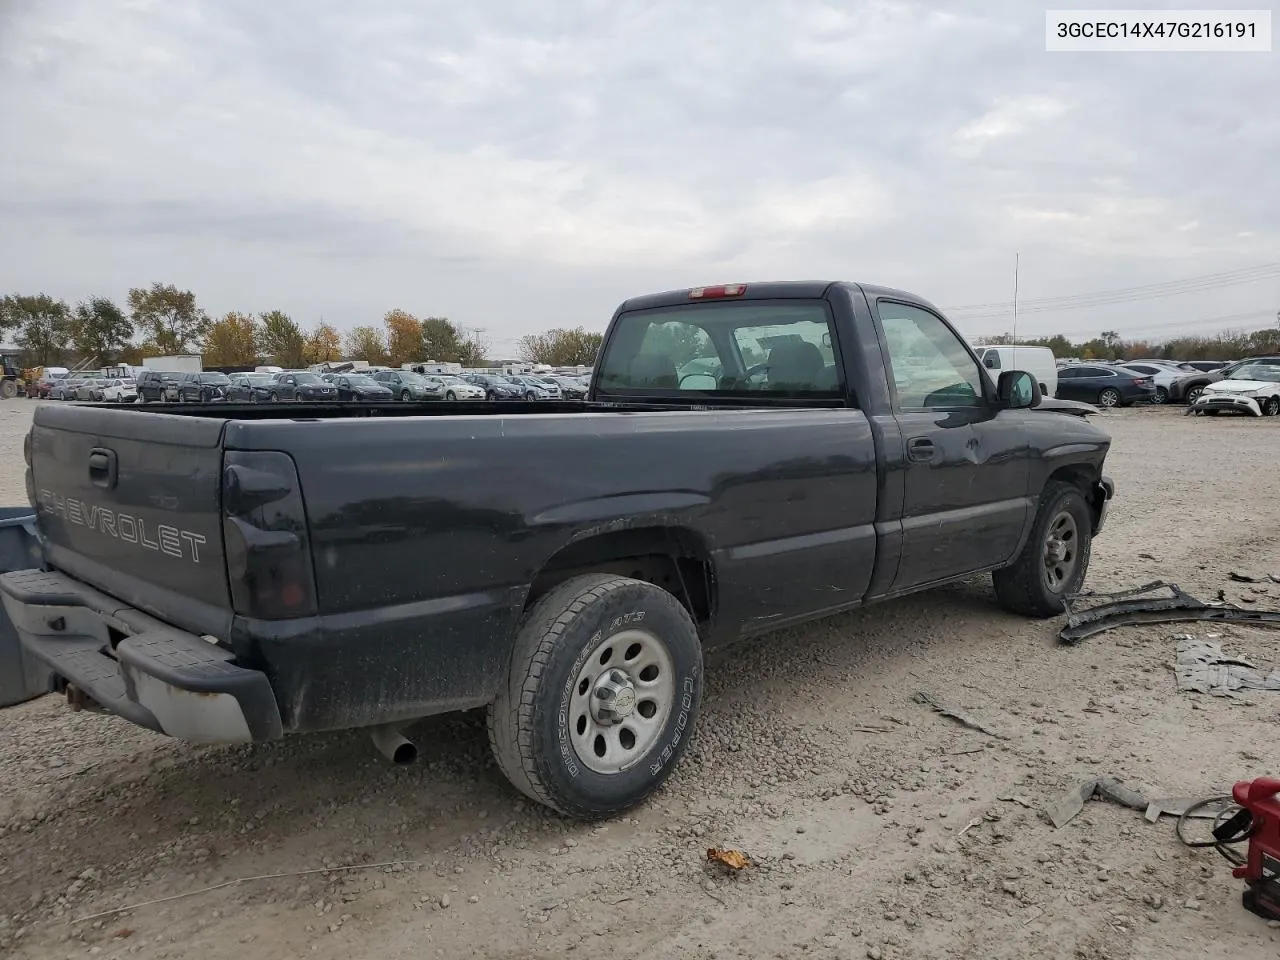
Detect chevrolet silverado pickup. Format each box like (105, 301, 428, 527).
(2, 281, 1114, 819)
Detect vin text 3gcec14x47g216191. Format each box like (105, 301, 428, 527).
(2, 280, 1113, 819)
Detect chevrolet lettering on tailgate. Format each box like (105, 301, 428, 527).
(38, 489, 207, 563)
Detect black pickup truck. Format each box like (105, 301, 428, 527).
(2, 281, 1113, 819)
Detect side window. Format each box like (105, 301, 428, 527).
(982, 350, 1001, 370)
(876, 301, 985, 409)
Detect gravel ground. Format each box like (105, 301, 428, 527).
(2, 399, 1279, 960)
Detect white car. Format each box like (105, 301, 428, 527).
(423, 375, 484, 400)
(101, 378, 138, 403)
(1189, 364, 1280, 417)
(1115, 363, 1184, 404)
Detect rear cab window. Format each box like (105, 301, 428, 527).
(595, 300, 846, 402)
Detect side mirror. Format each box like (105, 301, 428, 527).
(997, 370, 1041, 409)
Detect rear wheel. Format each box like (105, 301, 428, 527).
(488, 574, 703, 819)
(1153, 386, 1168, 404)
(992, 481, 1093, 618)
(1097, 388, 1121, 408)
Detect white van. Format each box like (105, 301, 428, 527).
(971, 345, 1058, 398)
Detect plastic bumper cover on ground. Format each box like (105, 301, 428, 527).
(0, 568, 283, 743)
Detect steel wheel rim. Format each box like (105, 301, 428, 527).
(1042, 511, 1079, 592)
(1098, 390, 1119, 407)
(569, 628, 675, 775)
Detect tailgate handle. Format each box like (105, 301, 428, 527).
(87, 448, 118, 489)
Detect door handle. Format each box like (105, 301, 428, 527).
(907, 437, 935, 462)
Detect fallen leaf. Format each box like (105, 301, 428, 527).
(113, 928, 134, 939)
(706, 848, 752, 870)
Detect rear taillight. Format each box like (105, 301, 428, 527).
(222, 451, 317, 620)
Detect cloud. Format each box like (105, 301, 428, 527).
(0, 0, 1276, 350)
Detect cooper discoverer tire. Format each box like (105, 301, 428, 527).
(488, 574, 703, 819)
(992, 481, 1093, 618)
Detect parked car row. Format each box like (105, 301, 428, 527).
(1052, 355, 1280, 412)
(42, 368, 594, 405)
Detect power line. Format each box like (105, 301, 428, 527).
(945, 261, 1280, 320)
(969, 308, 1277, 341)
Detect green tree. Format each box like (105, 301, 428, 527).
(516, 326, 604, 366)
(1, 294, 71, 366)
(420, 316, 463, 362)
(126, 283, 210, 354)
(258, 310, 307, 367)
(344, 325, 388, 365)
(203, 312, 261, 367)
(70, 297, 133, 366)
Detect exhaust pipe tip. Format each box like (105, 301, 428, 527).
(370, 724, 418, 766)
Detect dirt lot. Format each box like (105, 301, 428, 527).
(2, 400, 1279, 960)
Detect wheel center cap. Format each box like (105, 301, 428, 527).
(1045, 539, 1066, 563)
(592, 670, 637, 724)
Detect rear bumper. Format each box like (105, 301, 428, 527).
(0, 568, 282, 743)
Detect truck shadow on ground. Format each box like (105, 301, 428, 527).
(0, 578, 1026, 921)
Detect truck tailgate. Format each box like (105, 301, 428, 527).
(29, 404, 232, 635)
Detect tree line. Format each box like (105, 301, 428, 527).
(977, 323, 1280, 362)
(0, 284, 605, 370)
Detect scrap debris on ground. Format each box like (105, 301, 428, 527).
(912, 690, 1010, 740)
(1174, 635, 1280, 696)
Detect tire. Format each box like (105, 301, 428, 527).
(1153, 387, 1168, 404)
(487, 391, 497, 401)
(525, 391, 536, 401)
(0, 379, 17, 400)
(488, 574, 703, 819)
(992, 481, 1093, 618)
(269, 392, 279, 402)
(400, 390, 411, 401)
(1184, 385, 1204, 405)
(1262, 396, 1280, 417)
(1097, 388, 1121, 408)
(445, 391, 456, 401)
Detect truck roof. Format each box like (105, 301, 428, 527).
(615, 281, 945, 315)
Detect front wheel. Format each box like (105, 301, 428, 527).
(1097, 388, 1121, 408)
(488, 574, 703, 820)
(1185, 385, 1205, 405)
(992, 481, 1093, 618)
(1262, 396, 1280, 417)
(400, 390, 411, 401)
(525, 391, 536, 401)
(445, 391, 456, 401)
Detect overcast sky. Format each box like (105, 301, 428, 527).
(1, 0, 1276, 355)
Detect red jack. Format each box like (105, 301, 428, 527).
(1228, 777, 1280, 921)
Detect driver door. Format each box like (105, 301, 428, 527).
(874, 299, 1031, 591)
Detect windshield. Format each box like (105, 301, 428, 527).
(201, 373, 231, 384)
(292, 372, 322, 385)
(245, 374, 273, 384)
(1229, 365, 1280, 382)
(596, 301, 840, 397)
(400, 373, 427, 385)
(345, 375, 379, 387)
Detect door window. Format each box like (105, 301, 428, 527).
(876, 301, 985, 409)
(981, 350, 1001, 370)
